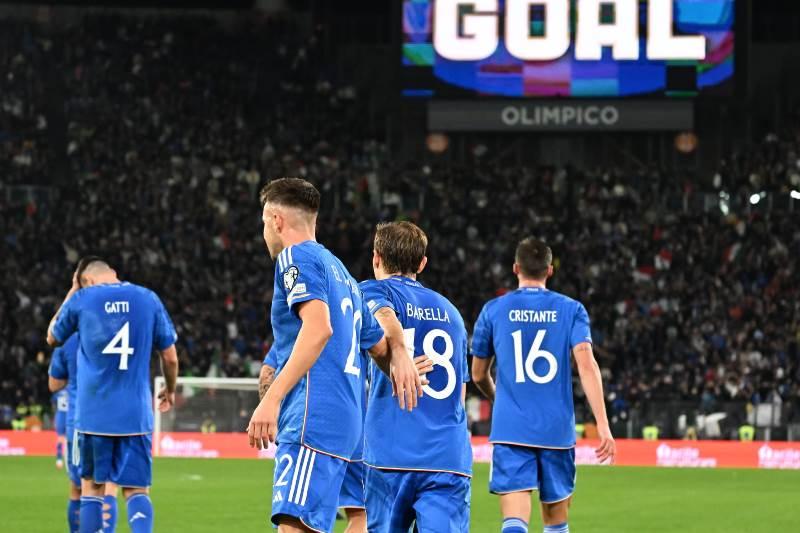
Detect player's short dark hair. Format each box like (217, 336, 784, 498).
(259, 178, 320, 214)
(76, 255, 108, 288)
(374, 222, 428, 276)
(515, 237, 552, 279)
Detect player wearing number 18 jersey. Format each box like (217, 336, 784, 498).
(471, 238, 615, 533)
(361, 222, 472, 533)
(47, 258, 179, 533)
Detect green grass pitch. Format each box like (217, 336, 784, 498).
(2, 456, 798, 532)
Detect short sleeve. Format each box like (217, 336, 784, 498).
(470, 303, 494, 358)
(570, 302, 593, 348)
(151, 292, 178, 350)
(359, 297, 385, 351)
(278, 246, 329, 312)
(51, 293, 80, 344)
(263, 346, 277, 368)
(49, 345, 68, 380)
(359, 280, 395, 315)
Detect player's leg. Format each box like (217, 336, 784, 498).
(411, 471, 471, 533)
(365, 466, 416, 533)
(57, 435, 67, 469)
(338, 460, 367, 533)
(271, 443, 348, 533)
(113, 435, 154, 533)
(67, 434, 82, 533)
(77, 432, 109, 533)
(103, 482, 119, 533)
(536, 448, 576, 533)
(490, 444, 541, 533)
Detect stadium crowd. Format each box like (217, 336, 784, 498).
(1, 15, 798, 436)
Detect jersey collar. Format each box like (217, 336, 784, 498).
(389, 275, 422, 287)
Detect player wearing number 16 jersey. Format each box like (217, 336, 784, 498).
(247, 179, 421, 533)
(361, 222, 472, 533)
(47, 258, 179, 533)
(471, 238, 615, 533)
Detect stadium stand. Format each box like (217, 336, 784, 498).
(1, 14, 798, 439)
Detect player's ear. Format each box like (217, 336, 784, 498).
(417, 256, 428, 274)
(372, 250, 381, 270)
(547, 264, 554, 278)
(512, 263, 520, 276)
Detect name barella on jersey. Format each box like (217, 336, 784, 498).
(49, 333, 80, 437)
(362, 276, 472, 476)
(51, 282, 178, 436)
(472, 287, 592, 449)
(271, 241, 384, 460)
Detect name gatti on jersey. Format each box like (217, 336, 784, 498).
(406, 302, 450, 323)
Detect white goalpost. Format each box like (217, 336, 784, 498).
(153, 376, 259, 457)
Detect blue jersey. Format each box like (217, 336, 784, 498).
(271, 241, 384, 460)
(362, 276, 472, 476)
(51, 282, 178, 436)
(472, 287, 592, 448)
(49, 333, 79, 436)
(264, 346, 277, 368)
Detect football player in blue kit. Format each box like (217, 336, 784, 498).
(247, 178, 422, 533)
(360, 221, 472, 533)
(47, 257, 179, 533)
(472, 238, 616, 533)
(49, 333, 81, 532)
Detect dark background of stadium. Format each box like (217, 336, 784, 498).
(1, 0, 798, 442)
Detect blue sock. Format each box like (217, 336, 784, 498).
(79, 496, 104, 533)
(56, 441, 64, 461)
(544, 523, 569, 533)
(502, 517, 528, 533)
(126, 493, 154, 533)
(103, 495, 117, 533)
(67, 499, 80, 533)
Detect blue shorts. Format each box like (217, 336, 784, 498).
(338, 460, 365, 509)
(67, 435, 81, 487)
(271, 443, 348, 533)
(76, 432, 152, 488)
(490, 444, 576, 503)
(55, 412, 67, 436)
(365, 467, 471, 533)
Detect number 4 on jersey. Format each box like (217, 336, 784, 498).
(102, 322, 135, 370)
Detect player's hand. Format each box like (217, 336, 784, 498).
(596, 426, 616, 464)
(390, 352, 422, 412)
(247, 394, 280, 450)
(157, 387, 175, 413)
(414, 355, 433, 387)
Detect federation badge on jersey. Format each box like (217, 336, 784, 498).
(283, 266, 299, 290)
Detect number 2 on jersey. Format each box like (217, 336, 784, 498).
(340, 298, 362, 377)
(102, 322, 135, 370)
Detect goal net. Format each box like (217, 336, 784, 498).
(153, 376, 273, 458)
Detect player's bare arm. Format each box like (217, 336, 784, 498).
(573, 341, 616, 463)
(157, 344, 179, 413)
(471, 355, 496, 404)
(368, 305, 427, 410)
(258, 363, 276, 401)
(46, 270, 81, 347)
(48, 376, 67, 393)
(248, 299, 332, 449)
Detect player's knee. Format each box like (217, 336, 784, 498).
(541, 499, 570, 525)
(69, 483, 82, 499)
(121, 487, 148, 500)
(276, 516, 314, 533)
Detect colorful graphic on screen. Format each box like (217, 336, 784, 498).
(402, 0, 735, 98)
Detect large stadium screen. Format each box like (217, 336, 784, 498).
(401, 0, 735, 98)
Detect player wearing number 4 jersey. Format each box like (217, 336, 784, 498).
(361, 222, 472, 533)
(248, 178, 421, 533)
(471, 238, 615, 533)
(47, 257, 179, 533)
